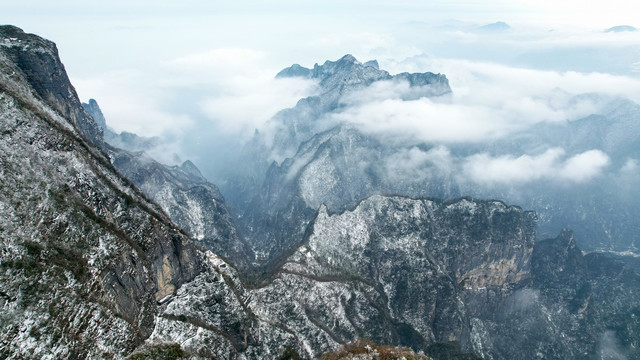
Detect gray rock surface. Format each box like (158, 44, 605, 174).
(0, 26, 201, 359)
(107, 145, 254, 270)
(0, 25, 103, 146)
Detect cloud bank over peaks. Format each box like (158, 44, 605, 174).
(463, 148, 610, 185)
(166, 48, 320, 138)
(327, 57, 640, 146)
(384, 146, 611, 187)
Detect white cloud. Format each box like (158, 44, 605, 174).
(621, 158, 638, 173)
(163, 48, 319, 138)
(200, 76, 318, 137)
(462, 148, 610, 184)
(401, 57, 640, 104)
(334, 97, 513, 143)
(561, 150, 611, 182)
(73, 47, 318, 140)
(385, 146, 453, 181)
(72, 69, 193, 137)
(326, 58, 640, 146)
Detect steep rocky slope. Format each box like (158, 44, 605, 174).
(81, 98, 253, 268)
(0, 25, 103, 146)
(106, 145, 254, 269)
(0, 25, 201, 358)
(149, 196, 534, 358)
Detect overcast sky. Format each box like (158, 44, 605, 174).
(3, 1, 639, 75)
(2, 1, 640, 177)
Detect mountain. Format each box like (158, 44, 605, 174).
(605, 25, 637, 32)
(106, 145, 254, 269)
(472, 98, 640, 250)
(223, 57, 640, 266)
(223, 55, 452, 266)
(148, 195, 535, 358)
(80, 98, 254, 268)
(148, 195, 640, 359)
(0, 25, 201, 358)
(0, 25, 103, 146)
(475, 22, 511, 33)
(4, 25, 640, 360)
(271, 54, 451, 158)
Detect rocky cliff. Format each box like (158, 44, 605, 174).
(148, 195, 534, 358)
(0, 26, 201, 358)
(148, 193, 640, 359)
(81, 97, 254, 269)
(0, 25, 103, 146)
(106, 145, 254, 269)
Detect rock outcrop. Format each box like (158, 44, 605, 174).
(0, 25, 103, 146)
(0, 25, 201, 358)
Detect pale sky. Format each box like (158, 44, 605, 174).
(2, 0, 640, 175)
(2, 1, 639, 76)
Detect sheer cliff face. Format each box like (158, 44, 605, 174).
(258, 196, 536, 356)
(80, 97, 253, 268)
(0, 26, 201, 358)
(0, 25, 103, 146)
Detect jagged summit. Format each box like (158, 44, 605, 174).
(180, 159, 203, 178)
(276, 63, 311, 78)
(277, 54, 390, 90)
(82, 98, 107, 130)
(82, 98, 162, 152)
(276, 54, 451, 96)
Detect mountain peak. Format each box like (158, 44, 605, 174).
(363, 59, 379, 69)
(0, 26, 103, 146)
(275, 63, 312, 78)
(180, 159, 204, 178)
(476, 21, 511, 32)
(337, 53, 358, 64)
(605, 25, 637, 32)
(82, 98, 107, 130)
